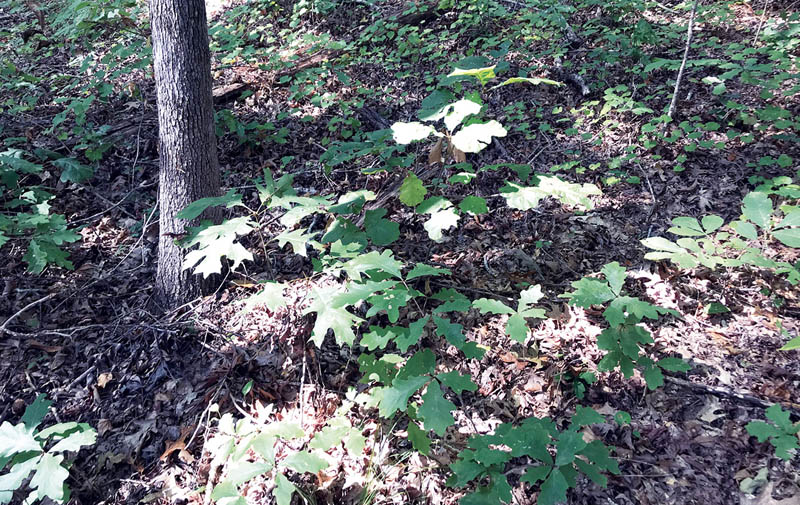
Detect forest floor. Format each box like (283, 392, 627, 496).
(0, 0, 799, 504)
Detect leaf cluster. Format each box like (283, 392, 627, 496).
(0, 395, 96, 504)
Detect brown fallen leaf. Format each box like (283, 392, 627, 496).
(97, 418, 113, 436)
(160, 425, 195, 464)
(428, 137, 443, 166)
(742, 482, 799, 505)
(28, 340, 63, 353)
(97, 372, 113, 388)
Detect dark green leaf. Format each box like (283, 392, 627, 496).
(418, 382, 456, 436)
(21, 395, 51, 433)
(436, 371, 477, 394)
(407, 420, 431, 455)
(364, 208, 400, 246)
(177, 189, 242, 220)
(554, 431, 586, 466)
(538, 469, 568, 505)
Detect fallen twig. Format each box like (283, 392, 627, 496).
(667, 0, 700, 120)
(0, 293, 57, 338)
(665, 375, 800, 417)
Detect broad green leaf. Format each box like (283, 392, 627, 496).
(448, 456, 484, 487)
(657, 357, 691, 372)
(420, 198, 460, 242)
(669, 216, 704, 236)
(554, 430, 586, 466)
(742, 191, 773, 229)
(345, 429, 366, 454)
(406, 263, 451, 280)
(561, 277, 615, 307)
(776, 209, 800, 229)
(364, 208, 400, 246)
(436, 371, 477, 394)
(394, 316, 429, 352)
(443, 99, 482, 131)
(227, 460, 272, 485)
(54, 157, 93, 183)
(407, 420, 431, 455)
(399, 172, 427, 207)
(0, 422, 41, 458)
(30, 453, 68, 502)
(746, 420, 778, 442)
(21, 395, 51, 433)
(473, 298, 514, 315)
(780, 335, 800, 351)
(418, 89, 457, 121)
(397, 349, 436, 380)
(360, 326, 399, 351)
(0, 454, 38, 500)
(260, 421, 304, 440)
(177, 189, 242, 220)
(431, 287, 471, 312)
(182, 217, 255, 277)
(342, 250, 403, 280)
(448, 65, 496, 86)
(702, 215, 725, 233)
(506, 313, 529, 342)
(239, 282, 287, 313)
(273, 473, 296, 505)
(572, 406, 605, 426)
(275, 227, 318, 257)
(50, 426, 96, 452)
(366, 287, 413, 323)
(281, 451, 329, 474)
(35, 422, 78, 440)
(304, 285, 362, 346)
(518, 284, 545, 310)
(502, 176, 599, 212)
(320, 218, 366, 249)
(641, 236, 686, 253)
(309, 422, 349, 451)
(328, 190, 376, 215)
(458, 195, 488, 215)
(391, 121, 436, 144)
(433, 315, 466, 348)
(419, 382, 456, 436)
(491, 76, 563, 89)
(451, 121, 507, 153)
(771, 434, 799, 460)
(602, 262, 626, 296)
(378, 375, 429, 417)
(501, 182, 546, 211)
(765, 404, 794, 433)
(538, 468, 568, 505)
(774, 228, 800, 247)
(537, 175, 600, 209)
(706, 302, 730, 315)
(580, 440, 620, 473)
(730, 220, 758, 240)
(642, 365, 664, 390)
(521, 465, 551, 485)
(574, 458, 608, 487)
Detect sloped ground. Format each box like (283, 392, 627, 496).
(0, 0, 798, 504)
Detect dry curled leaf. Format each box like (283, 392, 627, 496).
(97, 372, 113, 388)
(428, 137, 443, 166)
(160, 425, 195, 464)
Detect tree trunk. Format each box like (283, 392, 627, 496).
(150, 0, 221, 309)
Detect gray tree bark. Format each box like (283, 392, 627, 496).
(150, 0, 221, 309)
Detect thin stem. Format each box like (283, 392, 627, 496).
(667, 0, 700, 120)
